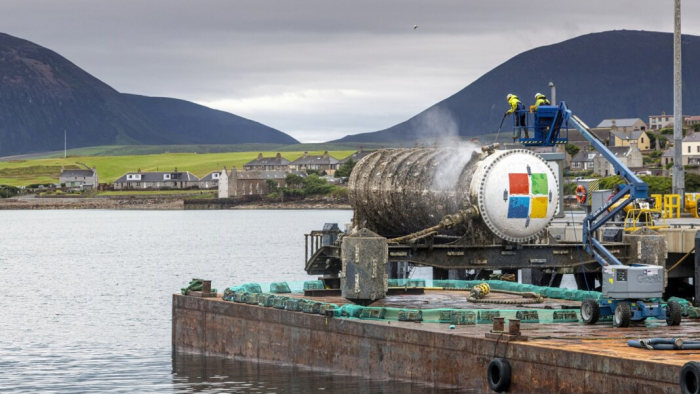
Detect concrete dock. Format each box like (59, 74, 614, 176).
(173, 290, 698, 393)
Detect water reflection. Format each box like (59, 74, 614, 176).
(172, 352, 476, 393)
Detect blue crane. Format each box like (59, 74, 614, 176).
(509, 102, 681, 327)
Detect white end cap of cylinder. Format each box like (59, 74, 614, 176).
(470, 149, 559, 243)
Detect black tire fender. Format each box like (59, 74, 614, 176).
(667, 300, 683, 326)
(681, 361, 700, 394)
(487, 358, 511, 392)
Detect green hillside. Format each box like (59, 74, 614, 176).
(0, 150, 356, 186)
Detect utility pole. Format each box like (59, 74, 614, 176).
(673, 0, 684, 209)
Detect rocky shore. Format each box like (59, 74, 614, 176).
(0, 197, 184, 210)
(0, 197, 349, 210)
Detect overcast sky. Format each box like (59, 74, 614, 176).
(3, 1, 700, 142)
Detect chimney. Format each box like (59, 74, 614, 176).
(258, 153, 263, 159)
(174, 167, 178, 173)
(303, 151, 308, 158)
(323, 151, 329, 158)
(276, 152, 281, 159)
(137, 168, 141, 173)
(359, 146, 364, 153)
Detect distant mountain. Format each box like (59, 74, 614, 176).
(124, 94, 298, 145)
(335, 30, 700, 143)
(0, 33, 297, 156)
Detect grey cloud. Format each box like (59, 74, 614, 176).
(2, 1, 699, 142)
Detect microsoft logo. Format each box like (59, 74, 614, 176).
(507, 172, 550, 220)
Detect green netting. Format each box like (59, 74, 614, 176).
(388, 279, 427, 288)
(270, 282, 292, 294)
(304, 280, 325, 290)
(218, 280, 676, 324)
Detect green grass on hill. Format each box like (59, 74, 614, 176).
(0, 150, 356, 186)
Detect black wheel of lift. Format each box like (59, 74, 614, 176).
(667, 300, 683, 326)
(681, 361, 700, 394)
(613, 302, 631, 328)
(580, 299, 600, 325)
(487, 358, 511, 393)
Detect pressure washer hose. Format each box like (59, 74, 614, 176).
(628, 338, 700, 350)
(466, 282, 544, 304)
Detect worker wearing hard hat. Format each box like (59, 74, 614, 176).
(505, 94, 527, 138)
(534, 93, 551, 108)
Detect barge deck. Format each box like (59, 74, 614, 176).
(173, 289, 698, 393)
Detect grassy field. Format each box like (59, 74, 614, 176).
(0, 142, 398, 160)
(96, 190, 214, 196)
(0, 150, 356, 186)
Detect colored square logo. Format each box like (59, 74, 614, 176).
(509, 173, 529, 195)
(530, 196, 548, 218)
(531, 173, 548, 195)
(508, 196, 530, 218)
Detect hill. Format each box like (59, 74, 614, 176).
(335, 30, 700, 143)
(0, 33, 297, 157)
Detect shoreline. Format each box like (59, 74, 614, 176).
(0, 197, 350, 210)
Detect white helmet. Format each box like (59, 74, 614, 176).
(506, 94, 513, 100)
(535, 93, 544, 99)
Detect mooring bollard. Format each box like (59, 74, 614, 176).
(493, 317, 505, 333)
(508, 319, 521, 336)
(202, 280, 212, 294)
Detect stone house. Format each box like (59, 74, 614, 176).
(289, 151, 339, 175)
(218, 167, 307, 198)
(661, 148, 674, 166)
(338, 148, 374, 165)
(243, 153, 291, 171)
(593, 144, 643, 177)
(649, 112, 691, 130)
(682, 132, 700, 165)
(570, 150, 596, 171)
(199, 171, 221, 189)
(687, 116, 700, 127)
(597, 118, 647, 132)
(610, 130, 651, 151)
(113, 168, 200, 190)
(59, 168, 99, 189)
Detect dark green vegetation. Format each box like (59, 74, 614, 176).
(0, 33, 297, 157)
(597, 174, 700, 195)
(0, 185, 19, 198)
(334, 159, 356, 178)
(268, 174, 347, 199)
(336, 31, 700, 143)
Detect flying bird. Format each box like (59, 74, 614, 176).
(413, 25, 419, 30)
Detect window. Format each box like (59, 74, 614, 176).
(641, 137, 644, 143)
(689, 146, 692, 153)
(697, 146, 699, 153)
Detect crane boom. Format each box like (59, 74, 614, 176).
(515, 102, 649, 266)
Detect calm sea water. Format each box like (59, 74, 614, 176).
(0, 210, 468, 393)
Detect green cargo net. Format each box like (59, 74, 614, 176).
(216, 279, 610, 324)
(189, 278, 697, 324)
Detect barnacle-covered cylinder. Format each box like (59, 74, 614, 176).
(348, 147, 559, 243)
